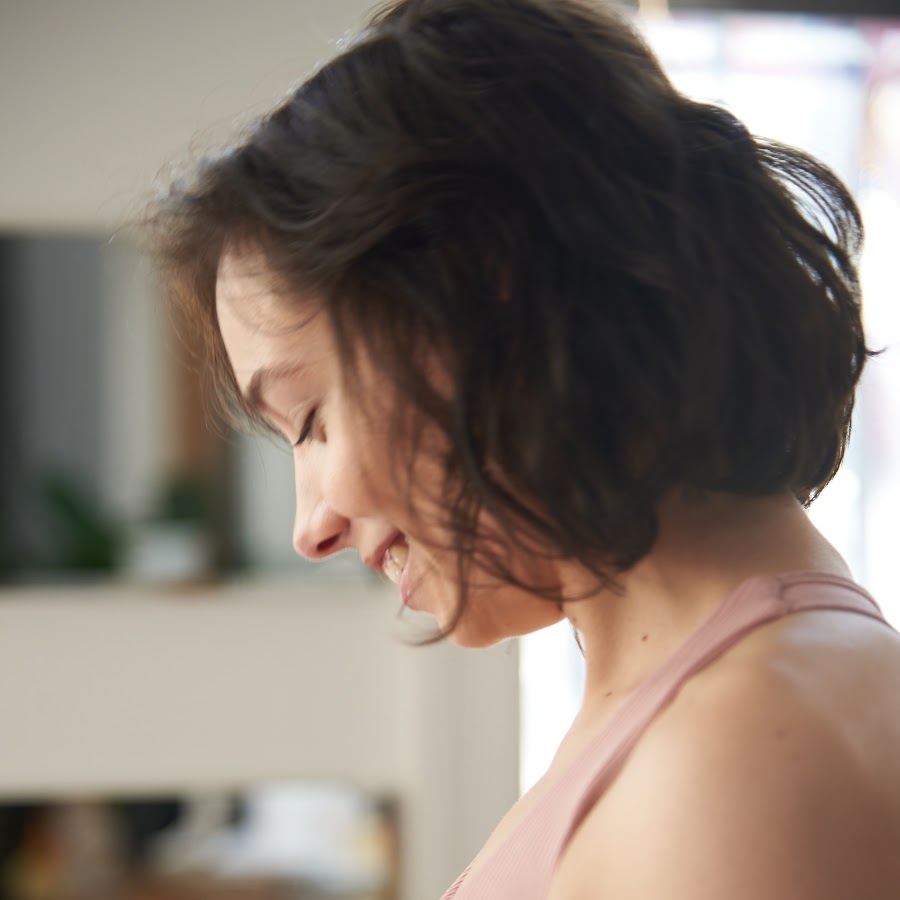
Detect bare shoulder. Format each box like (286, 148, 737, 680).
(549, 609, 900, 900)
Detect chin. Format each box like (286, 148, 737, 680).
(433, 586, 565, 649)
(407, 583, 503, 648)
(443, 622, 510, 649)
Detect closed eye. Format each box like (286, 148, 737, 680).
(294, 408, 318, 447)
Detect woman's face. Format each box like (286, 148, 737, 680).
(216, 250, 565, 647)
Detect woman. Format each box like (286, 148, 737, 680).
(145, 0, 900, 896)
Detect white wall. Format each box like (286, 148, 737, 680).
(0, 578, 521, 899)
(0, 0, 375, 232)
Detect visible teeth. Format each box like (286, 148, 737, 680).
(383, 539, 409, 585)
(383, 554, 402, 584)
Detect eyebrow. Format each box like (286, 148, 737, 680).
(243, 361, 309, 416)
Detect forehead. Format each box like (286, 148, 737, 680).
(215, 248, 327, 395)
(216, 249, 285, 329)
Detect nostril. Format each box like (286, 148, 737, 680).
(317, 534, 340, 555)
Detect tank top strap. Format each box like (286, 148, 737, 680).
(554, 571, 887, 858)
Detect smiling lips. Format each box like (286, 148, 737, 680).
(382, 535, 409, 585)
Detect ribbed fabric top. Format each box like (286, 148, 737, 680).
(440, 571, 891, 900)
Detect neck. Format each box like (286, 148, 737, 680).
(559, 490, 850, 714)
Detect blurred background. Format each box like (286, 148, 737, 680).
(0, 1, 898, 898)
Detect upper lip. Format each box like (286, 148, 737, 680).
(362, 531, 404, 573)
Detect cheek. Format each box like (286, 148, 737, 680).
(319, 434, 379, 518)
(318, 403, 400, 521)
(322, 394, 434, 521)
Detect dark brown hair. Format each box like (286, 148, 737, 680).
(144, 0, 871, 634)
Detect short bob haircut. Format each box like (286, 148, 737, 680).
(145, 0, 871, 634)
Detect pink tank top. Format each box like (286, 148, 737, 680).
(440, 571, 892, 899)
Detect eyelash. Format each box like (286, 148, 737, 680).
(293, 408, 318, 447)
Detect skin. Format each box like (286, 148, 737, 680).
(217, 248, 900, 898)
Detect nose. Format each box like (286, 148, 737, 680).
(292, 467, 349, 560)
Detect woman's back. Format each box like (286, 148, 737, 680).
(444, 572, 900, 899)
